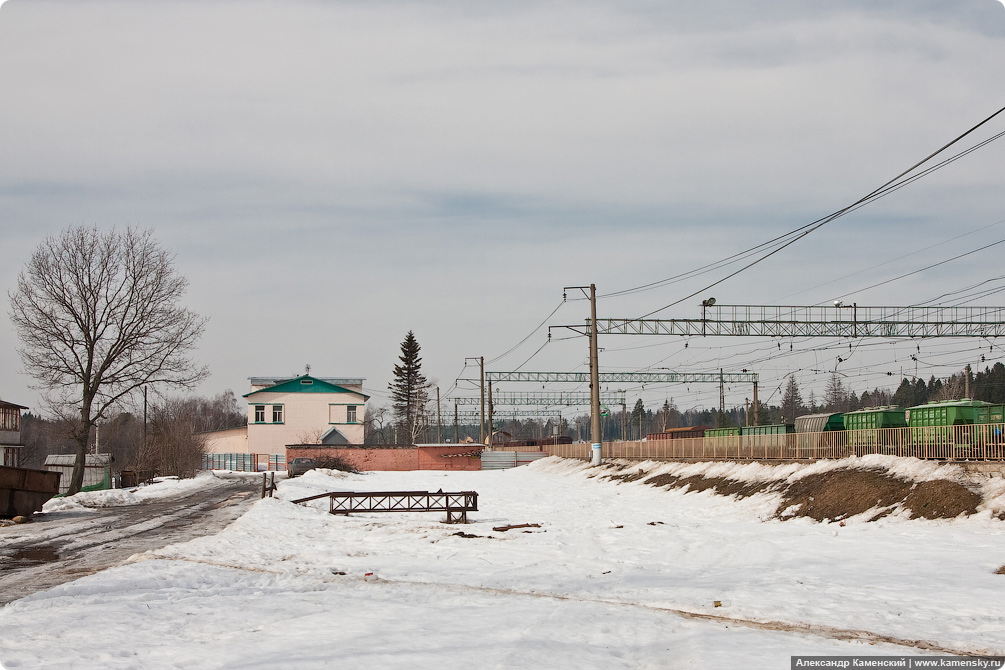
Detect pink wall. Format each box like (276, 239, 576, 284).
(286, 446, 482, 471)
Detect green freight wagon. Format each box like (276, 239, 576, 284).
(843, 406, 907, 456)
(740, 423, 794, 435)
(740, 424, 794, 458)
(906, 399, 991, 459)
(973, 403, 1005, 426)
(843, 406, 907, 431)
(973, 404, 1005, 457)
(704, 426, 740, 458)
(905, 399, 990, 427)
(705, 427, 741, 437)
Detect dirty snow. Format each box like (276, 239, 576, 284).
(2, 457, 1004, 668)
(41, 471, 260, 512)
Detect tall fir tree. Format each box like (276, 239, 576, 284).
(388, 331, 430, 444)
(780, 377, 804, 423)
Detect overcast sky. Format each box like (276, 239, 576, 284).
(2, 0, 1005, 418)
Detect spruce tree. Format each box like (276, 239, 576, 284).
(780, 377, 804, 423)
(388, 331, 430, 444)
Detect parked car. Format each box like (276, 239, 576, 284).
(287, 457, 316, 478)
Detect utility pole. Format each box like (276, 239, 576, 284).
(436, 387, 441, 443)
(621, 402, 627, 442)
(453, 402, 459, 444)
(588, 284, 602, 464)
(487, 381, 494, 450)
(753, 380, 759, 425)
(464, 357, 486, 444)
(965, 364, 972, 398)
(719, 368, 725, 415)
(480, 357, 485, 444)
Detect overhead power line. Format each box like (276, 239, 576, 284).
(604, 103, 1005, 314)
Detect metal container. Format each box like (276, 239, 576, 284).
(0, 466, 61, 517)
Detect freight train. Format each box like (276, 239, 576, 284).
(645, 399, 1005, 460)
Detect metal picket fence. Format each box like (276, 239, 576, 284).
(526, 424, 1005, 462)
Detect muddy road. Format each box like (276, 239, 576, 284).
(0, 475, 262, 605)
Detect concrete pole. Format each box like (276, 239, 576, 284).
(436, 387, 442, 443)
(487, 381, 494, 450)
(479, 356, 486, 445)
(589, 283, 603, 465)
(454, 402, 459, 443)
(753, 381, 759, 425)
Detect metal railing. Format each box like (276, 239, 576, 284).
(292, 490, 478, 523)
(538, 423, 1005, 461)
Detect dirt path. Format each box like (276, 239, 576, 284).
(0, 475, 262, 605)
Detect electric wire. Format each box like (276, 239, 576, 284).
(616, 104, 1005, 316)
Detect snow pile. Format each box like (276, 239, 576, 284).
(542, 455, 1005, 520)
(42, 472, 224, 512)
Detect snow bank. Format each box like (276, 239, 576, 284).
(42, 471, 223, 512)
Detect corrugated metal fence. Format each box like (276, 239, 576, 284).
(202, 453, 286, 471)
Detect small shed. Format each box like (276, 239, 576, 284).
(44, 454, 114, 494)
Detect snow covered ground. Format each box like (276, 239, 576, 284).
(41, 471, 258, 512)
(1, 457, 1003, 669)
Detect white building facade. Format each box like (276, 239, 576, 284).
(242, 375, 369, 456)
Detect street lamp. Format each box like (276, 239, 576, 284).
(701, 297, 716, 336)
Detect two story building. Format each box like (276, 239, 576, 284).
(243, 375, 369, 453)
(201, 374, 369, 470)
(0, 399, 27, 467)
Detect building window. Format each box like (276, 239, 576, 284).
(254, 405, 266, 423)
(346, 405, 357, 423)
(272, 405, 284, 423)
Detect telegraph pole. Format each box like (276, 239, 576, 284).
(453, 402, 459, 443)
(480, 356, 485, 444)
(562, 284, 603, 464)
(464, 357, 486, 444)
(487, 381, 494, 450)
(719, 368, 725, 415)
(436, 387, 442, 443)
(589, 284, 602, 464)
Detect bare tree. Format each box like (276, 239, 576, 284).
(295, 427, 324, 445)
(363, 405, 392, 445)
(9, 226, 208, 494)
(141, 397, 207, 478)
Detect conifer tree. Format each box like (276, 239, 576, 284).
(780, 377, 804, 423)
(388, 331, 430, 444)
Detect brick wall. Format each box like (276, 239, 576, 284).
(286, 445, 482, 471)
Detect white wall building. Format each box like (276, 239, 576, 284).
(242, 375, 369, 456)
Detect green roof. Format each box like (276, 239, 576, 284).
(243, 375, 369, 400)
